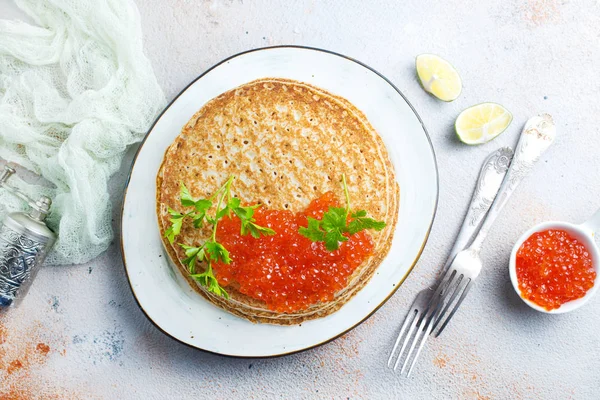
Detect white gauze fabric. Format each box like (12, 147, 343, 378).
(0, 0, 165, 265)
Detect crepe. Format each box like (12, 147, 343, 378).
(156, 78, 399, 324)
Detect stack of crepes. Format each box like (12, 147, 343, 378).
(157, 78, 399, 324)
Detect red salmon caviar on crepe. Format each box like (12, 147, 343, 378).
(157, 78, 399, 324)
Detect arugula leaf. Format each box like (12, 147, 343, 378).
(180, 182, 196, 207)
(191, 199, 212, 228)
(216, 204, 231, 220)
(165, 207, 186, 244)
(192, 213, 205, 229)
(246, 223, 260, 239)
(324, 230, 348, 251)
(245, 222, 276, 239)
(321, 207, 348, 232)
(351, 210, 367, 218)
(194, 199, 212, 212)
(348, 215, 386, 235)
(204, 241, 231, 264)
(231, 203, 274, 239)
(299, 209, 349, 251)
(179, 244, 205, 273)
(298, 217, 326, 242)
(166, 176, 277, 300)
(319, 207, 350, 251)
(233, 204, 254, 221)
(297, 174, 386, 251)
(227, 197, 241, 210)
(179, 182, 213, 228)
(190, 265, 229, 299)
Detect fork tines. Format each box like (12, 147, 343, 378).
(431, 273, 475, 337)
(386, 291, 435, 376)
(387, 268, 474, 376)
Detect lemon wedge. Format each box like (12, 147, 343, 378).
(416, 54, 462, 102)
(455, 103, 513, 145)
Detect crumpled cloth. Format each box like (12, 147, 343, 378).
(0, 0, 165, 265)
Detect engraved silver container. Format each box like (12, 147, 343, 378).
(0, 164, 56, 307)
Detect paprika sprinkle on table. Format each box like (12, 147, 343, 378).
(516, 229, 596, 310)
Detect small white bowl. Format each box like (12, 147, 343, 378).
(509, 219, 600, 314)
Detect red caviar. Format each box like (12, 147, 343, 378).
(213, 192, 374, 313)
(516, 229, 596, 310)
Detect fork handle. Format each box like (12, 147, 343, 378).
(470, 114, 556, 251)
(443, 147, 513, 270)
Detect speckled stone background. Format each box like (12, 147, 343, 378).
(1, 0, 600, 398)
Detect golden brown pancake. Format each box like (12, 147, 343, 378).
(156, 78, 399, 324)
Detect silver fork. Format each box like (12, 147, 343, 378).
(387, 146, 513, 374)
(388, 113, 556, 376)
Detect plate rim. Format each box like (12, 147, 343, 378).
(120, 45, 439, 358)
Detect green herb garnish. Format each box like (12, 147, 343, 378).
(165, 176, 275, 298)
(298, 174, 386, 251)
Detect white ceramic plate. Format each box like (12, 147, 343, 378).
(121, 46, 438, 357)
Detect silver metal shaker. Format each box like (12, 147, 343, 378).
(0, 164, 56, 307)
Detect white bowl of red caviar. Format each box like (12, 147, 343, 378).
(509, 219, 600, 314)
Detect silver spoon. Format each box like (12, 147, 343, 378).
(432, 113, 557, 335)
(388, 145, 513, 373)
(392, 113, 556, 377)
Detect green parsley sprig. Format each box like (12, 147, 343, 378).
(298, 174, 386, 251)
(164, 176, 275, 298)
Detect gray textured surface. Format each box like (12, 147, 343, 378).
(1, 0, 600, 398)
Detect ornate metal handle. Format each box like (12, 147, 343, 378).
(470, 114, 556, 251)
(443, 147, 513, 269)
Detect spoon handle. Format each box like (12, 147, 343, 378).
(582, 207, 600, 235)
(470, 114, 556, 251)
(443, 147, 513, 270)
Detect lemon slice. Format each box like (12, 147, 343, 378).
(416, 54, 462, 101)
(455, 103, 513, 145)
